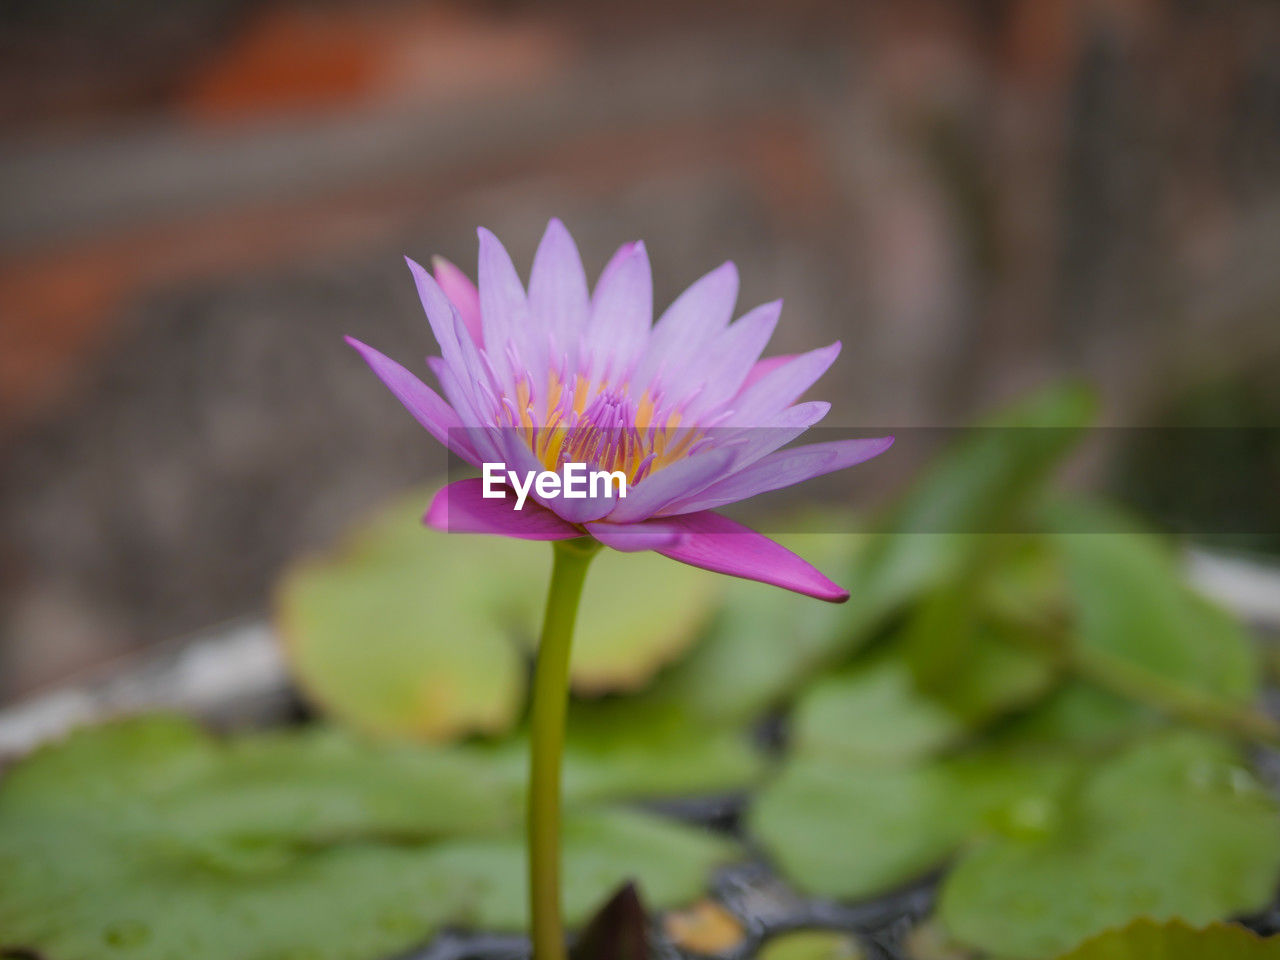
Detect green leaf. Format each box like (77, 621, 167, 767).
(939, 732, 1280, 959)
(841, 383, 1096, 642)
(1047, 502, 1259, 708)
(277, 493, 535, 740)
(757, 930, 866, 960)
(1052, 919, 1280, 960)
(749, 749, 1074, 900)
(646, 531, 867, 727)
(996, 680, 1159, 749)
(0, 717, 738, 960)
(791, 657, 966, 763)
(470, 699, 766, 807)
(277, 487, 721, 740)
(566, 546, 722, 694)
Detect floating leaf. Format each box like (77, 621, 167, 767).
(1046, 501, 1259, 706)
(0, 717, 738, 960)
(648, 531, 866, 727)
(566, 547, 721, 694)
(750, 749, 1073, 900)
(277, 493, 535, 740)
(996, 680, 1158, 749)
(842, 383, 1096, 642)
(757, 930, 866, 960)
(1052, 919, 1280, 960)
(472, 699, 765, 807)
(277, 487, 721, 740)
(423, 809, 736, 932)
(939, 732, 1280, 959)
(790, 657, 967, 763)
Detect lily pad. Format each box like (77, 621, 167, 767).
(749, 749, 1074, 900)
(789, 657, 967, 763)
(1046, 501, 1259, 707)
(277, 493, 535, 741)
(938, 732, 1280, 959)
(647, 531, 867, 727)
(277, 487, 721, 740)
(1052, 919, 1280, 960)
(757, 930, 865, 960)
(841, 383, 1096, 642)
(0, 716, 738, 960)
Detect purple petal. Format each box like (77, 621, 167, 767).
(656, 511, 849, 602)
(668, 436, 895, 514)
(405, 258, 492, 427)
(477, 227, 540, 385)
(684, 301, 781, 417)
(667, 400, 832, 505)
(585, 519, 687, 552)
(587, 241, 652, 382)
(528, 218, 590, 356)
(727, 341, 841, 425)
(638, 261, 739, 389)
(424, 479, 582, 540)
(345, 336, 479, 464)
(431, 256, 483, 346)
(607, 447, 738, 523)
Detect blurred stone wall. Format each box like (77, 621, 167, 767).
(1, 0, 1278, 697)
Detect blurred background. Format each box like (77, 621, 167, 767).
(1, 0, 1277, 701)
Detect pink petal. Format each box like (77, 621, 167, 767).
(737, 353, 797, 395)
(424, 479, 582, 540)
(344, 337, 479, 464)
(668, 436, 895, 514)
(585, 519, 687, 552)
(727, 341, 842, 426)
(528, 218, 590, 356)
(656, 511, 850, 602)
(430, 255, 483, 346)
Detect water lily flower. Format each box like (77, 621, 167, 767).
(346, 219, 892, 602)
(347, 220, 893, 960)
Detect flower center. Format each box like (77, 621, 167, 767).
(498, 371, 696, 482)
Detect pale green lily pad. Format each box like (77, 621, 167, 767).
(939, 732, 1280, 959)
(1052, 919, 1280, 960)
(648, 531, 867, 727)
(468, 699, 766, 807)
(277, 487, 721, 740)
(1046, 502, 1259, 707)
(841, 383, 1096, 642)
(790, 657, 966, 763)
(793, 633, 1053, 764)
(277, 493, 535, 741)
(0, 716, 738, 960)
(562, 546, 722, 694)
(997, 680, 1158, 749)
(749, 749, 1074, 900)
(757, 930, 866, 960)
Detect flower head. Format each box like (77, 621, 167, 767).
(346, 219, 891, 601)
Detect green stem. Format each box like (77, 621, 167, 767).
(528, 537, 599, 960)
